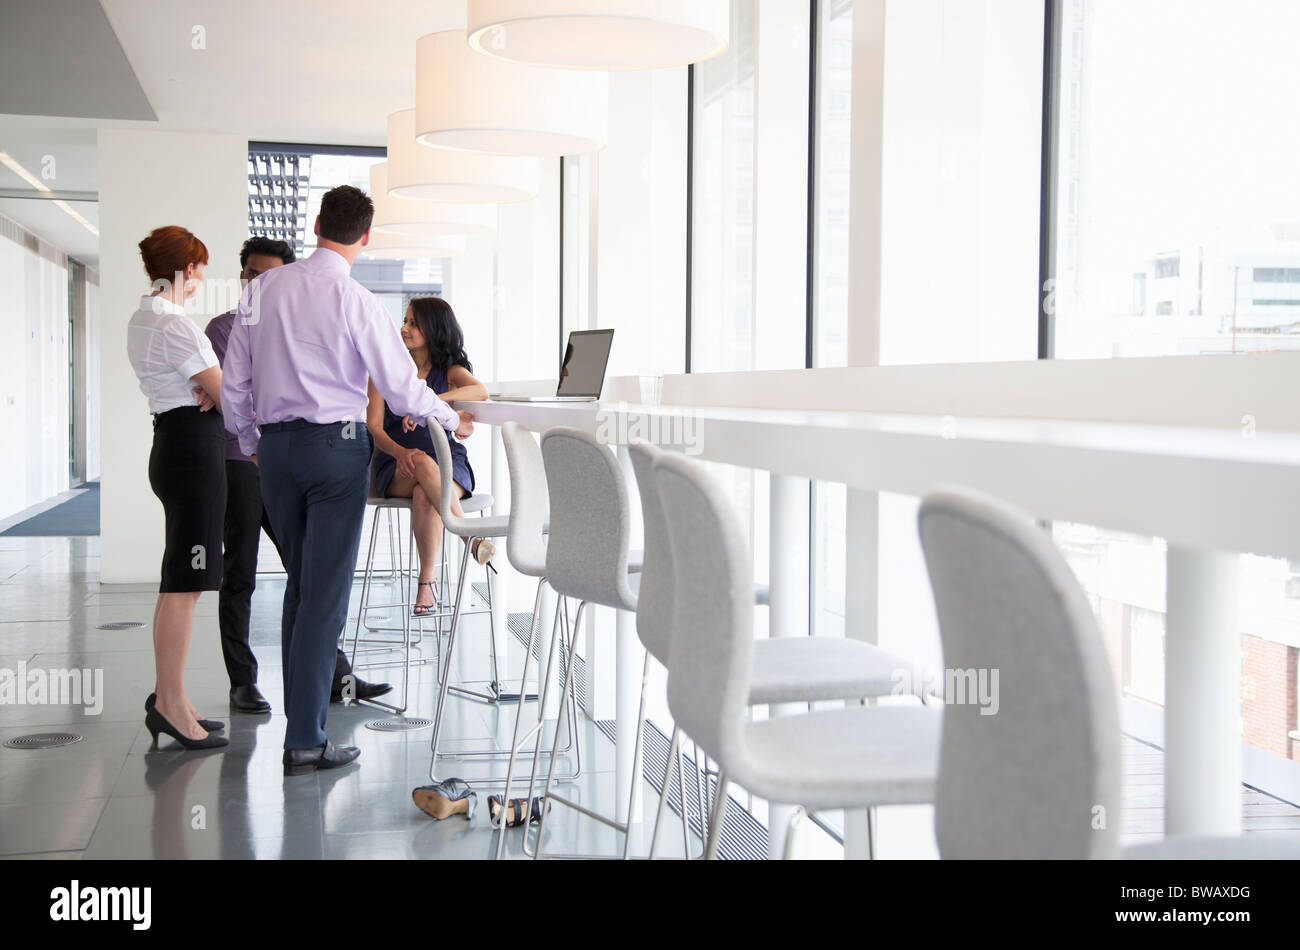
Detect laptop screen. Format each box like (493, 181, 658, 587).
(556, 329, 615, 397)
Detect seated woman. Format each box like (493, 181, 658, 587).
(367, 297, 490, 615)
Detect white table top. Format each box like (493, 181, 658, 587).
(456, 399, 1300, 562)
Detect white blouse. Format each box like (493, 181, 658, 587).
(126, 295, 219, 415)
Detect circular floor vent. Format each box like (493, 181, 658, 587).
(97, 621, 146, 630)
(364, 718, 434, 733)
(3, 733, 83, 750)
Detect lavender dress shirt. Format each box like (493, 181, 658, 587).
(220, 248, 459, 458)
(204, 310, 250, 463)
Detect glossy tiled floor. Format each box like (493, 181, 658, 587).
(0, 535, 695, 860)
(4, 534, 1299, 860)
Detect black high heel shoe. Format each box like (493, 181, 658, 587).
(145, 705, 229, 751)
(145, 693, 224, 733)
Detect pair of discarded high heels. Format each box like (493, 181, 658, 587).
(412, 779, 478, 820)
(410, 779, 549, 828)
(486, 794, 549, 829)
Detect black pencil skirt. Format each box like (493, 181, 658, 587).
(148, 406, 227, 593)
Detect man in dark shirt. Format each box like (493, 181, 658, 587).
(206, 237, 391, 713)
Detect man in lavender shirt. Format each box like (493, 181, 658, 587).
(206, 237, 391, 716)
(222, 186, 474, 775)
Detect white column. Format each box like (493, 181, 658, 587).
(847, 0, 886, 368)
(752, 0, 811, 372)
(767, 474, 810, 857)
(842, 0, 888, 859)
(97, 129, 248, 582)
(1165, 547, 1242, 836)
(842, 488, 881, 857)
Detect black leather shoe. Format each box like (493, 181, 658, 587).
(283, 741, 361, 776)
(330, 676, 393, 704)
(229, 684, 272, 714)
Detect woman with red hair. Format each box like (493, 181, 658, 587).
(126, 225, 228, 751)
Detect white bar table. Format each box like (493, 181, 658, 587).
(458, 398, 1300, 842)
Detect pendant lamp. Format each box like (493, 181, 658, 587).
(415, 29, 608, 156)
(369, 163, 495, 238)
(360, 231, 468, 260)
(386, 109, 540, 202)
(467, 0, 729, 70)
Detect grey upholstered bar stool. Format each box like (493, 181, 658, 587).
(347, 490, 495, 715)
(918, 487, 1300, 860)
(629, 441, 925, 855)
(427, 420, 511, 779)
(490, 422, 583, 854)
(649, 450, 941, 859)
(523, 426, 643, 859)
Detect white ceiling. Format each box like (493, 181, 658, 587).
(100, 0, 467, 147)
(0, 0, 469, 268)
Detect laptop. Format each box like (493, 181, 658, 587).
(491, 329, 615, 403)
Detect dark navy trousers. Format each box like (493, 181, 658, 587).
(258, 421, 371, 750)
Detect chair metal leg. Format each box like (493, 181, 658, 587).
(530, 600, 587, 860)
(519, 595, 569, 859)
(649, 725, 681, 860)
(483, 557, 501, 693)
(427, 542, 473, 780)
(784, 807, 808, 861)
(694, 740, 709, 845)
(494, 576, 547, 860)
(620, 652, 653, 860)
(676, 739, 692, 859)
(704, 775, 730, 860)
(362, 508, 415, 715)
(348, 505, 382, 670)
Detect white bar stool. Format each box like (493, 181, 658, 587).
(347, 480, 496, 716)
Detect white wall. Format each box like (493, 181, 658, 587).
(0, 213, 70, 521)
(98, 129, 248, 583)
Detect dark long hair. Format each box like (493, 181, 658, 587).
(408, 297, 472, 375)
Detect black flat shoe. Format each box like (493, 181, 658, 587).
(145, 705, 229, 752)
(229, 684, 272, 714)
(330, 677, 393, 704)
(146, 693, 224, 732)
(283, 741, 360, 776)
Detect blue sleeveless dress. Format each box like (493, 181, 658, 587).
(371, 367, 475, 500)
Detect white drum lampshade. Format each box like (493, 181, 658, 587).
(416, 30, 608, 156)
(369, 163, 495, 238)
(386, 109, 539, 203)
(360, 231, 468, 260)
(467, 0, 729, 70)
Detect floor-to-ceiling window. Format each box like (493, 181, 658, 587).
(247, 144, 446, 326)
(689, 0, 756, 375)
(1050, 0, 1300, 360)
(1045, 0, 1300, 773)
(810, 0, 856, 648)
